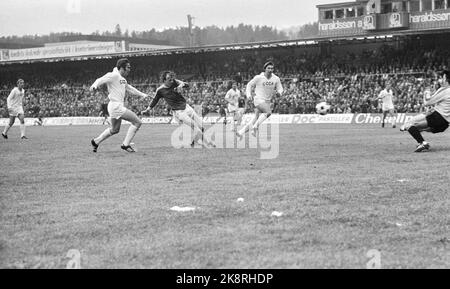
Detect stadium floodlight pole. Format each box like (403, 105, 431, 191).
(187, 14, 195, 47)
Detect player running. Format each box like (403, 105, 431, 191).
(99, 101, 110, 125)
(236, 61, 283, 138)
(236, 94, 246, 126)
(90, 58, 149, 153)
(141, 70, 215, 148)
(400, 70, 450, 152)
(377, 82, 397, 128)
(2, 79, 27, 139)
(225, 81, 242, 132)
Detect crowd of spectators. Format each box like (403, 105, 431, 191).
(1, 37, 449, 118)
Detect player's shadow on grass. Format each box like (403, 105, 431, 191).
(429, 145, 450, 152)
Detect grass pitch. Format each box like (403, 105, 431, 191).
(0, 123, 449, 268)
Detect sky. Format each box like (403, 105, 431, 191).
(0, 0, 349, 36)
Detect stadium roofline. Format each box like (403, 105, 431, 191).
(58, 34, 172, 46)
(316, 1, 366, 9)
(0, 42, 44, 49)
(1, 27, 449, 66)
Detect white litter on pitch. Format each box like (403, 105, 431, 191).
(397, 179, 409, 183)
(271, 211, 284, 217)
(237, 198, 244, 202)
(170, 206, 196, 212)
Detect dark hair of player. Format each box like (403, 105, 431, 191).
(116, 58, 130, 70)
(160, 71, 176, 83)
(440, 70, 450, 83)
(263, 61, 274, 69)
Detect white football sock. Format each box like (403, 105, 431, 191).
(3, 125, 11, 135)
(238, 114, 259, 136)
(252, 113, 269, 129)
(123, 125, 139, 146)
(95, 128, 112, 144)
(192, 127, 203, 144)
(20, 124, 26, 137)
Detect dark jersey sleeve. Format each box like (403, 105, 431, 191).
(149, 90, 163, 109)
(176, 79, 189, 89)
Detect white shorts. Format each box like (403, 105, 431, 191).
(108, 102, 127, 119)
(8, 106, 24, 117)
(228, 104, 237, 113)
(173, 104, 198, 125)
(254, 98, 270, 107)
(382, 106, 395, 113)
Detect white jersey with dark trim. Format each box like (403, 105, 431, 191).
(246, 73, 283, 102)
(225, 88, 240, 111)
(7, 87, 25, 108)
(91, 68, 127, 104)
(426, 86, 450, 123)
(378, 89, 394, 110)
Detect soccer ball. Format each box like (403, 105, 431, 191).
(316, 102, 330, 115)
(423, 89, 432, 101)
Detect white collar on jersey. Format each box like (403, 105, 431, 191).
(260, 72, 275, 80)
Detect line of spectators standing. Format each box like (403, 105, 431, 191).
(1, 40, 448, 118)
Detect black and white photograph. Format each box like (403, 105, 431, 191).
(1, 0, 449, 273)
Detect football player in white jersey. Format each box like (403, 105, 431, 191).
(225, 81, 241, 132)
(377, 82, 397, 128)
(236, 61, 283, 138)
(2, 79, 27, 139)
(90, 58, 149, 153)
(400, 70, 450, 152)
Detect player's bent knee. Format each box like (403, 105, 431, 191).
(110, 128, 120, 135)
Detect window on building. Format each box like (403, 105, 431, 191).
(324, 10, 334, 20)
(392, 2, 404, 12)
(335, 9, 345, 18)
(403, 1, 408, 11)
(434, 0, 446, 9)
(423, 0, 432, 10)
(357, 6, 365, 16)
(346, 7, 356, 17)
(382, 3, 393, 13)
(410, 0, 420, 11)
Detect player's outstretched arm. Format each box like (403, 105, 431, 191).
(126, 84, 149, 98)
(90, 72, 114, 91)
(141, 105, 153, 115)
(141, 92, 162, 115)
(174, 79, 189, 93)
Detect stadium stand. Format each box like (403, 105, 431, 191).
(1, 33, 449, 117)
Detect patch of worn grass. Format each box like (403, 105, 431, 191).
(0, 124, 449, 268)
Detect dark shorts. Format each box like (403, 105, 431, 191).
(426, 111, 449, 133)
